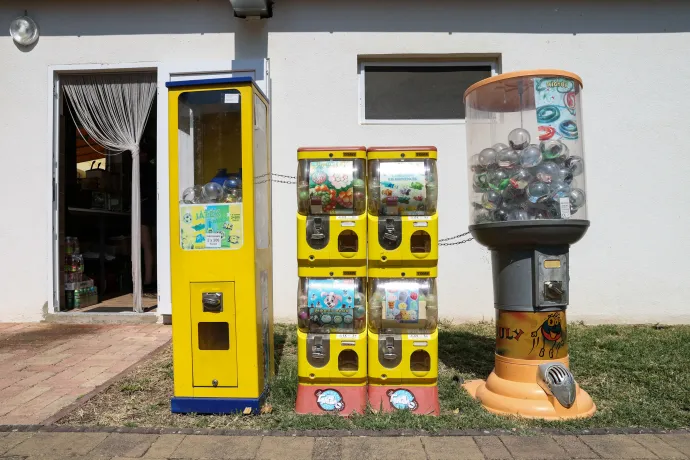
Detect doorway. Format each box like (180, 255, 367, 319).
(55, 72, 158, 313)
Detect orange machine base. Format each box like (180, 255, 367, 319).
(368, 385, 440, 416)
(296, 384, 366, 416)
(463, 355, 596, 420)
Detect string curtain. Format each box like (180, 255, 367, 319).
(62, 73, 157, 313)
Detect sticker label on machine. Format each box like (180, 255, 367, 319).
(495, 310, 568, 360)
(309, 161, 355, 215)
(306, 279, 356, 331)
(379, 162, 427, 216)
(534, 77, 579, 142)
(383, 281, 426, 324)
(179, 203, 243, 250)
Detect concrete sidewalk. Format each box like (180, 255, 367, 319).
(0, 323, 171, 425)
(0, 430, 688, 460)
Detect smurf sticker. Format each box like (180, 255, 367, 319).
(315, 389, 345, 412)
(387, 389, 418, 411)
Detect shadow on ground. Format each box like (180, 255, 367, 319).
(438, 326, 495, 379)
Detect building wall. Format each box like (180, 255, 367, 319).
(0, 0, 688, 323)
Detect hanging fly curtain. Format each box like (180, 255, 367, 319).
(62, 73, 157, 313)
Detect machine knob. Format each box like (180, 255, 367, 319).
(544, 281, 564, 300)
(202, 292, 223, 312)
(383, 336, 397, 360)
(383, 218, 397, 241)
(311, 217, 325, 240)
(312, 336, 325, 359)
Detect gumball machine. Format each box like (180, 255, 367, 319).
(367, 147, 438, 276)
(297, 147, 367, 270)
(462, 70, 595, 419)
(295, 147, 368, 415)
(366, 147, 440, 415)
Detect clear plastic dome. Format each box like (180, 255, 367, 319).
(367, 278, 438, 333)
(297, 277, 366, 334)
(368, 159, 438, 217)
(465, 71, 587, 225)
(297, 159, 366, 216)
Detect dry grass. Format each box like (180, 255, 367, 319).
(57, 322, 690, 431)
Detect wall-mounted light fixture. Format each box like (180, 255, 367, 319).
(229, 0, 273, 19)
(10, 12, 39, 47)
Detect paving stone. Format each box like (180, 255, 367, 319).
(633, 434, 687, 459)
(580, 434, 656, 459)
(144, 434, 186, 457)
(311, 438, 341, 460)
(473, 436, 512, 460)
(341, 437, 425, 460)
(552, 435, 599, 459)
(171, 435, 262, 459)
(112, 458, 168, 460)
(423, 436, 484, 460)
(256, 436, 314, 460)
(500, 435, 567, 459)
(88, 433, 158, 458)
(6, 432, 108, 457)
(658, 434, 690, 457)
(0, 432, 34, 455)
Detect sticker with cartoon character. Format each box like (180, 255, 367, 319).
(383, 281, 424, 324)
(179, 203, 243, 250)
(495, 311, 568, 360)
(530, 311, 565, 359)
(306, 279, 356, 332)
(387, 389, 418, 411)
(308, 161, 355, 215)
(378, 161, 427, 216)
(315, 389, 345, 412)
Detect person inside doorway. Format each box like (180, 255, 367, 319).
(139, 135, 157, 294)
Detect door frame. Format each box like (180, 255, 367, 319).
(48, 59, 270, 315)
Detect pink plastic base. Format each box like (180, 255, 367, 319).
(295, 384, 367, 416)
(368, 385, 440, 416)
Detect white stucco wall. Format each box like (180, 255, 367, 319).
(0, 0, 688, 323)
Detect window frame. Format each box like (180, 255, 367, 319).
(358, 60, 497, 126)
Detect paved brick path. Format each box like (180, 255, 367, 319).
(0, 323, 171, 425)
(0, 430, 688, 459)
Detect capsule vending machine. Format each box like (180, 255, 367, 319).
(462, 70, 595, 419)
(295, 147, 368, 415)
(366, 147, 440, 415)
(167, 77, 273, 414)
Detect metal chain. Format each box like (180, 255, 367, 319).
(253, 178, 296, 185)
(439, 231, 471, 242)
(253, 172, 296, 185)
(439, 237, 474, 246)
(253, 172, 475, 246)
(438, 231, 474, 246)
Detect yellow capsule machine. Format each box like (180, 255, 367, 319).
(167, 77, 273, 414)
(366, 146, 440, 415)
(295, 147, 368, 415)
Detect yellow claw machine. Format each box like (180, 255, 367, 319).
(295, 147, 368, 415)
(366, 146, 440, 415)
(167, 77, 274, 414)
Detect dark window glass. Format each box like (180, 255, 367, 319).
(364, 65, 492, 120)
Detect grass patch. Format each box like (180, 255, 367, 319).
(57, 322, 690, 432)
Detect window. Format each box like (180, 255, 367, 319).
(359, 60, 496, 124)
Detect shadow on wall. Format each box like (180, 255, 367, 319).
(2, 0, 690, 37)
